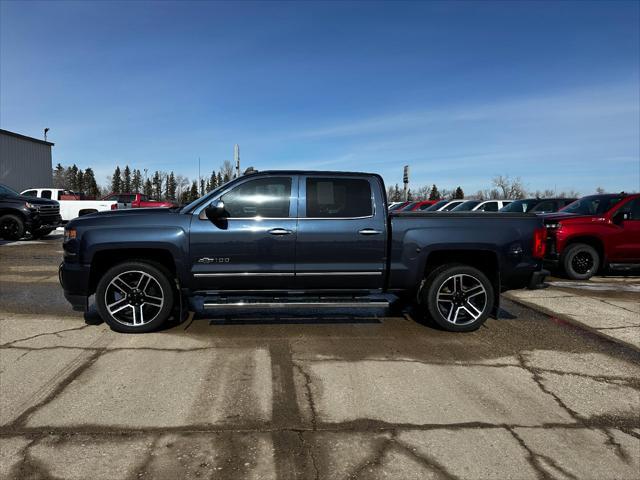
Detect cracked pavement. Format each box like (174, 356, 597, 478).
(1, 236, 639, 479)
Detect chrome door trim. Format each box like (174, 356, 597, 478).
(194, 272, 295, 278)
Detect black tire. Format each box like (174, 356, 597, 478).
(32, 228, 54, 239)
(419, 264, 495, 332)
(95, 261, 175, 333)
(561, 243, 599, 280)
(0, 214, 25, 241)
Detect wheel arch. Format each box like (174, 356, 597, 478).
(89, 248, 177, 294)
(422, 249, 500, 316)
(562, 236, 605, 268)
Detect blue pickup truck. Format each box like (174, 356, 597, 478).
(60, 171, 548, 333)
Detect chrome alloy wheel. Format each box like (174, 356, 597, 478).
(104, 270, 164, 326)
(435, 274, 488, 326)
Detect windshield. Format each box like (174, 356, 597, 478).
(561, 195, 625, 215)
(180, 179, 238, 212)
(424, 200, 448, 211)
(399, 202, 418, 211)
(441, 201, 463, 211)
(0, 184, 20, 196)
(500, 199, 540, 213)
(451, 200, 479, 211)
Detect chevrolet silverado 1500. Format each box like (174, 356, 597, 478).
(60, 171, 548, 333)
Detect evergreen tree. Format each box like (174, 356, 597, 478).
(111, 166, 122, 193)
(152, 171, 162, 199)
(53, 164, 65, 188)
(217, 171, 223, 187)
(428, 184, 440, 200)
(407, 189, 413, 201)
(200, 178, 206, 196)
(209, 170, 217, 191)
(143, 178, 153, 197)
(76, 169, 84, 193)
(123, 165, 132, 192)
(167, 172, 177, 200)
(189, 181, 199, 201)
(454, 186, 464, 199)
(66, 164, 79, 191)
(83, 168, 100, 198)
(132, 169, 142, 193)
(180, 189, 190, 205)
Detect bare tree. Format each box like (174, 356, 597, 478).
(220, 160, 234, 183)
(174, 175, 190, 200)
(492, 175, 526, 199)
(595, 186, 606, 194)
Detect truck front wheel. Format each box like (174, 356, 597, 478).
(561, 243, 599, 280)
(95, 261, 175, 333)
(420, 264, 494, 332)
(0, 214, 25, 241)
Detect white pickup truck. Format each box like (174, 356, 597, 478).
(21, 188, 116, 222)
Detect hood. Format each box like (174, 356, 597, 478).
(5, 193, 59, 206)
(67, 206, 178, 226)
(542, 212, 603, 225)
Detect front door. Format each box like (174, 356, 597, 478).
(609, 198, 640, 262)
(189, 175, 298, 290)
(294, 175, 387, 290)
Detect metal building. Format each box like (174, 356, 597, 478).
(0, 129, 54, 192)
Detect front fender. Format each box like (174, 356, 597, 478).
(80, 226, 189, 281)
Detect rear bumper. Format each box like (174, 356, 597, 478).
(59, 262, 90, 312)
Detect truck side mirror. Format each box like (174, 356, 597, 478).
(612, 210, 629, 225)
(201, 200, 227, 221)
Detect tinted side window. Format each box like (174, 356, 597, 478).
(481, 202, 498, 212)
(306, 178, 372, 218)
(222, 177, 292, 218)
(22, 190, 37, 197)
(619, 198, 640, 220)
(532, 201, 555, 212)
(118, 195, 136, 203)
(41, 190, 52, 199)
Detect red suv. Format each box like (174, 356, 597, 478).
(543, 193, 640, 279)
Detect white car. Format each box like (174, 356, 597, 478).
(451, 199, 513, 212)
(21, 188, 116, 222)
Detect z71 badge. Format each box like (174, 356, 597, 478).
(197, 257, 230, 264)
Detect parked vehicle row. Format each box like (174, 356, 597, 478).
(22, 188, 116, 222)
(390, 197, 576, 214)
(0, 184, 62, 240)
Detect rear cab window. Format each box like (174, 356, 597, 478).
(305, 177, 373, 218)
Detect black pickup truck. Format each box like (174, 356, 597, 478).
(60, 171, 548, 333)
(0, 184, 62, 240)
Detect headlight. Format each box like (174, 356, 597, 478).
(64, 228, 77, 242)
(25, 202, 37, 209)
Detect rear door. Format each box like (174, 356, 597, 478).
(295, 175, 386, 290)
(189, 175, 298, 290)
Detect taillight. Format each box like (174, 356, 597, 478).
(532, 227, 546, 259)
(111, 203, 118, 210)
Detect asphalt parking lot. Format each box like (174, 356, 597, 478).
(1, 234, 639, 479)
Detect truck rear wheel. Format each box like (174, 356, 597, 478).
(95, 261, 175, 333)
(0, 214, 25, 241)
(561, 243, 599, 280)
(420, 264, 494, 332)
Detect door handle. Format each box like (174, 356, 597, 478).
(268, 228, 293, 236)
(358, 228, 382, 235)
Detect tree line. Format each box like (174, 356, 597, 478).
(52, 160, 238, 204)
(387, 175, 581, 202)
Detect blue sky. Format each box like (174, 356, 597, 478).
(1, 1, 639, 194)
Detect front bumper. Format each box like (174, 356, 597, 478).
(30, 214, 62, 232)
(59, 261, 90, 312)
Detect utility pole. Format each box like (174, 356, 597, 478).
(234, 144, 240, 178)
(198, 157, 201, 186)
(403, 165, 410, 201)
